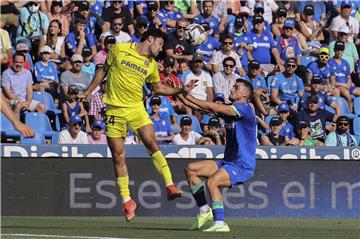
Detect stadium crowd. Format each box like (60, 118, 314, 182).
(1, 0, 360, 147)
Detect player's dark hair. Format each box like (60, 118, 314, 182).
(141, 27, 167, 43)
(236, 78, 254, 96)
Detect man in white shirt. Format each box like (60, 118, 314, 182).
(99, 15, 131, 49)
(58, 115, 88, 144)
(172, 116, 205, 145)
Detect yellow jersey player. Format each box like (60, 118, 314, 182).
(79, 29, 187, 222)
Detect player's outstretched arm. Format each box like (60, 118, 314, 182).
(78, 63, 108, 99)
(176, 93, 210, 114)
(149, 82, 183, 96)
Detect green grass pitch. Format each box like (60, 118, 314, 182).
(1, 217, 359, 239)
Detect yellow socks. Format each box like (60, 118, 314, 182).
(116, 176, 130, 203)
(151, 150, 173, 186)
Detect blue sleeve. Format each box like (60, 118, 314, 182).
(275, 37, 281, 54)
(294, 38, 301, 56)
(345, 61, 351, 76)
(269, 33, 276, 48)
(297, 76, 305, 92)
(193, 15, 201, 24)
(86, 33, 96, 48)
(307, 62, 315, 74)
(260, 77, 267, 89)
(34, 62, 42, 82)
(201, 114, 210, 124)
(232, 103, 254, 120)
(166, 118, 173, 134)
(270, 76, 280, 90)
(65, 33, 77, 53)
(162, 97, 175, 116)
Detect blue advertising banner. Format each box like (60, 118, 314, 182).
(2, 158, 359, 218)
(1, 144, 360, 160)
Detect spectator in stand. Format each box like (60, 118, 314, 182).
(299, 75, 341, 116)
(74, 1, 108, 36)
(248, 2, 272, 33)
(193, 0, 219, 39)
(65, 17, 97, 57)
(81, 48, 95, 80)
(160, 56, 181, 103)
(58, 115, 88, 144)
(329, 25, 359, 72)
(299, 1, 326, 23)
(270, 58, 304, 107)
(60, 54, 92, 99)
(296, 95, 338, 142)
(174, 0, 197, 20)
(0, 17, 12, 72)
(237, 6, 251, 32)
(271, 8, 288, 38)
(260, 116, 287, 146)
(94, 35, 116, 65)
(131, 17, 148, 43)
(330, 0, 359, 43)
(8, 43, 34, 72)
(33, 46, 59, 97)
(2, 53, 46, 119)
(195, 21, 221, 66)
(37, 19, 66, 67)
(232, 17, 252, 73)
(88, 119, 108, 144)
(245, 60, 270, 116)
(201, 93, 226, 133)
(177, 61, 189, 81)
(306, 47, 340, 97)
(247, 0, 278, 25)
(275, 18, 302, 65)
(146, 94, 177, 125)
(61, 85, 91, 133)
(99, 16, 131, 49)
(297, 121, 324, 147)
(276, 1, 301, 22)
(137, 1, 163, 30)
(277, 102, 296, 140)
(334, 0, 360, 17)
(247, 15, 284, 76)
(164, 18, 194, 62)
(202, 117, 225, 145)
(46, 0, 69, 36)
(328, 41, 360, 111)
(149, 96, 175, 145)
(213, 56, 240, 104)
(325, 116, 358, 146)
(157, 0, 184, 33)
(298, 5, 325, 52)
(212, 0, 228, 34)
(172, 116, 206, 145)
(89, 74, 106, 122)
(101, 0, 134, 35)
(210, 34, 244, 76)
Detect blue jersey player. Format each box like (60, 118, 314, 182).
(178, 79, 256, 232)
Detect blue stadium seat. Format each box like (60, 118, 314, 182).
(177, 114, 203, 134)
(0, 112, 21, 138)
(354, 97, 360, 115)
(20, 133, 46, 144)
(353, 117, 360, 136)
(334, 97, 358, 119)
(32, 91, 61, 131)
(51, 132, 60, 144)
(353, 135, 360, 146)
(301, 56, 317, 67)
(25, 112, 58, 138)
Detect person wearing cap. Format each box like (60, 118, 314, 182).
(325, 116, 358, 146)
(8, 43, 34, 72)
(99, 16, 131, 50)
(299, 74, 341, 116)
(146, 94, 177, 125)
(299, 1, 326, 23)
(275, 18, 302, 65)
(2, 52, 46, 119)
(271, 8, 288, 37)
(60, 53, 92, 99)
(74, 1, 107, 36)
(88, 120, 108, 144)
(195, 21, 221, 64)
(329, 40, 360, 111)
(160, 56, 181, 98)
(297, 121, 323, 147)
(46, 0, 69, 36)
(276, 1, 301, 21)
(330, 0, 359, 43)
(94, 35, 116, 65)
(58, 115, 89, 144)
(246, 14, 284, 76)
(16, 1, 49, 50)
(164, 18, 194, 62)
(213, 56, 241, 104)
(101, 0, 135, 36)
(276, 102, 297, 141)
(131, 17, 149, 43)
(79, 28, 186, 221)
(149, 96, 175, 145)
(179, 78, 256, 232)
(329, 25, 359, 71)
(296, 95, 338, 141)
(193, 0, 220, 38)
(34, 45, 59, 97)
(233, 17, 252, 72)
(81, 48, 96, 80)
(261, 116, 287, 146)
(137, 1, 163, 31)
(248, 0, 278, 24)
(202, 117, 224, 145)
(210, 34, 245, 76)
(270, 58, 304, 106)
(172, 116, 205, 145)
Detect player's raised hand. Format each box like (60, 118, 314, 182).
(183, 79, 198, 95)
(77, 92, 91, 101)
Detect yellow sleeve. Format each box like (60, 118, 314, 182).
(146, 61, 160, 84)
(106, 44, 117, 67)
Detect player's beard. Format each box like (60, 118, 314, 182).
(150, 44, 159, 58)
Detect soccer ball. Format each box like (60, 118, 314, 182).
(184, 24, 207, 46)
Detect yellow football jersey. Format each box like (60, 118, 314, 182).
(103, 42, 160, 108)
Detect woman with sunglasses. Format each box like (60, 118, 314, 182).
(46, 0, 69, 36)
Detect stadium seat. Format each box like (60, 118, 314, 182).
(353, 117, 360, 136)
(354, 97, 360, 115)
(333, 97, 358, 119)
(32, 91, 61, 131)
(51, 132, 60, 144)
(25, 112, 58, 138)
(177, 114, 203, 134)
(353, 135, 360, 146)
(20, 133, 46, 144)
(301, 56, 317, 67)
(0, 112, 21, 138)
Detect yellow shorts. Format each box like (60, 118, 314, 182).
(105, 105, 152, 138)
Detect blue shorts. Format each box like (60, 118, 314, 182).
(216, 160, 254, 187)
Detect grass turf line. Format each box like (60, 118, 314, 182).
(2, 217, 359, 239)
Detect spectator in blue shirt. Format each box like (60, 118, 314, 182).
(233, 17, 252, 72)
(157, 0, 184, 32)
(195, 21, 221, 65)
(275, 18, 301, 65)
(270, 58, 304, 106)
(193, 0, 220, 39)
(248, 3, 271, 33)
(334, 0, 360, 17)
(131, 18, 148, 43)
(277, 102, 296, 140)
(65, 17, 97, 57)
(81, 48, 95, 80)
(138, 1, 163, 30)
(247, 15, 284, 76)
(74, 1, 108, 36)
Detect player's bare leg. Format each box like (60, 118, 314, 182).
(108, 136, 137, 222)
(137, 124, 182, 200)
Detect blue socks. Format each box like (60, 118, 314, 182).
(212, 201, 225, 223)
